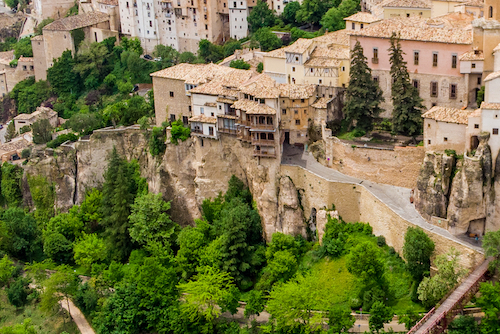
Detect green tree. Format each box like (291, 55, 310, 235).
(31, 118, 53, 144)
(27, 175, 55, 225)
(0, 255, 14, 287)
(281, 1, 302, 25)
(73, 233, 107, 272)
(223, 40, 242, 58)
(389, 33, 424, 138)
(178, 266, 236, 334)
(343, 41, 384, 132)
(265, 273, 324, 333)
(483, 229, 500, 271)
(74, 42, 110, 90)
(403, 227, 435, 283)
(477, 86, 485, 108)
(1, 163, 23, 207)
(35, 18, 54, 35)
(397, 308, 422, 330)
(13, 37, 33, 59)
(257, 62, 264, 73)
(369, 301, 393, 333)
(229, 59, 251, 70)
(328, 306, 355, 333)
(47, 50, 80, 95)
(153, 44, 180, 69)
(15, 80, 52, 114)
(179, 51, 196, 63)
(40, 265, 79, 322)
(476, 282, 500, 334)
(5, 121, 16, 142)
(121, 36, 144, 55)
(43, 231, 73, 264)
(4, 0, 19, 9)
(149, 126, 166, 156)
(244, 290, 265, 320)
(176, 220, 212, 280)
(346, 242, 384, 284)
(247, 0, 276, 33)
(320, 0, 360, 32)
(0, 319, 37, 334)
(7, 276, 30, 308)
(254, 27, 282, 52)
(296, 0, 335, 26)
(447, 315, 479, 334)
(64, 112, 102, 135)
(198, 39, 224, 63)
(128, 192, 179, 254)
(170, 119, 191, 143)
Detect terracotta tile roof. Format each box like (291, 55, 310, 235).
(481, 102, 500, 110)
(484, 71, 500, 82)
(284, 38, 314, 54)
(31, 35, 43, 41)
(189, 115, 217, 123)
(351, 13, 473, 44)
(232, 100, 276, 115)
(304, 44, 348, 68)
(459, 49, 484, 61)
(239, 74, 280, 99)
(265, 48, 286, 59)
(44, 12, 110, 31)
(312, 97, 332, 109)
(344, 12, 380, 23)
(278, 84, 316, 99)
(494, 43, 500, 52)
(14, 107, 57, 121)
(422, 106, 474, 124)
(380, 0, 431, 8)
(312, 30, 351, 46)
(18, 56, 34, 62)
(468, 108, 481, 117)
(217, 97, 237, 104)
(0, 51, 14, 65)
(151, 63, 235, 86)
(457, 0, 484, 7)
(0, 138, 29, 155)
(97, 0, 118, 5)
(189, 68, 254, 97)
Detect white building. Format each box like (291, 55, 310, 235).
(118, 0, 160, 53)
(229, 0, 250, 40)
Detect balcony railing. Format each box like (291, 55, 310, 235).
(237, 120, 251, 127)
(219, 127, 237, 135)
(250, 123, 274, 130)
(372, 57, 379, 64)
(191, 128, 203, 134)
(253, 150, 276, 158)
(252, 138, 275, 146)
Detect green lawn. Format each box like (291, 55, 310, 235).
(0, 291, 80, 334)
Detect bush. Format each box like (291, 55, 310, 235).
(444, 149, 456, 157)
(229, 59, 251, 70)
(19, 125, 31, 134)
(257, 62, 264, 73)
(170, 119, 190, 144)
(352, 129, 366, 137)
(377, 235, 386, 247)
(149, 126, 166, 156)
(46, 133, 78, 148)
(21, 148, 30, 159)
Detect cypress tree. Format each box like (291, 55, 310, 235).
(389, 32, 425, 139)
(343, 41, 384, 133)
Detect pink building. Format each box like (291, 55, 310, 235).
(350, 12, 475, 117)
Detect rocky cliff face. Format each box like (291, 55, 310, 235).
(415, 132, 496, 236)
(22, 127, 307, 241)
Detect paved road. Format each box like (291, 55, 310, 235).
(281, 145, 483, 253)
(60, 298, 95, 334)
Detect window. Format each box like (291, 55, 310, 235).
(292, 67, 295, 72)
(450, 84, 457, 99)
(361, 23, 364, 29)
(189, 106, 192, 112)
(373, 76, 379, 83)
(282, 109, 286, 115)
(170, 114, 176, 122)
(412, 79, 420, 93)
(478, 77, 482, 85)
(489, 6, 493, 18)
(169, 91, 174, 97)
(352, 22, 355, 29)
(22, 66, 27, 71)
(301, 99, 305, 103)
(428, 139, 431, 144)
(414, 51, 419, 65)
(209, 127, 214, 136)
(294, 110, 298, 114)
(472, 63, 476, 69)
(260, 99, 265, 104)
(452, 55, 457, 69)
(319, 79, 322, 84)
(295, 56, 299, 61)
(432, 52, 438, 67)
(372, 48, 378, 63)
(406, 13, 410, 17)
(205, 24, 208, 30)
(444, 137, 448, 142)
(200, 107, 204, 114)
(183, 116, 188, 124)
(474, 124, 479, 129)
(295, 119, 300, 125)
(431, 82, 438, 97)
(494, 128, 499, 135)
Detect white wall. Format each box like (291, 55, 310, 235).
(423, 118, 467, 153)
(229, 0, 249, 40)
(485, 78, 500, 104)
(481, 109, 500, 165)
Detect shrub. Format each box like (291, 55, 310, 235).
(229, 59, 251, 70)
(149, 126, 166, 156)
(377, 235, 386, 247)
(21, 148, 30, 159)
(46, 133, 78, 148)
(170, 119, 190, 144)
(19, 125, 31, 134)
(444, 149, 456, 157)
(352, 129, 366, 137)
(257, 62, 264, 73)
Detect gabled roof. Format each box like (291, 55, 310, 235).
(344, 12, 380, 23)
(484, 71, 500, 82)
(151, 63, 234, 85)
(189, 68, 254, 97)
(283, 38, 314, 54)
(422, 106, 474, 124)
(232, 100, 276, 115)
(239, 74, 280, 99)
(278, 84, 316, 99)
(43, 12, 110, 31)
(459, 49, 484, 61)
(351, 13, 473, 44)
(380, 0, 431, 8)
(481, 102, 500, 110)
(189, 115, 217, 123)
(312, 97, 332, 109)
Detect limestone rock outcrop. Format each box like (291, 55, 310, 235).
(316, 208, 339, 243)
(21, 128, 307, 241)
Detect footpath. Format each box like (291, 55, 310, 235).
(59, 298, 95, 334)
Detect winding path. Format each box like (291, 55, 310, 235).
(281, 145, 483, 253)
(59, 298, 95, 334)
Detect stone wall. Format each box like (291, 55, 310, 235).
(321, 132, 425, 189)
(281, 164, 484, 270)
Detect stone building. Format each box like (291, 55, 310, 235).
(13, 106, 58, 133)
(422, 106, 474, 153)
(31, 12, 119, 81)
(374, 0, 432, 19)
(351, 12, 475, 116)
(80, 0, 121, 33)
(32, 0, 75, 20)
(344, 12, 380, 32)
(0, 52, 35, 96)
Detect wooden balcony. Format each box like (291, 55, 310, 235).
(250, 123, 274, 131)
(253, 150, 276, 158)
(252, 138, 275, 146)
(237, 119, 251, 127)
(219, 127, 237, 135)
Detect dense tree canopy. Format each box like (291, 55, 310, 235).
(247, 0, 277, 33)
(403, 227, 435, 283)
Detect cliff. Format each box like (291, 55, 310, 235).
(22, 127, 307, 241)
(415, 132, 496, 236)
